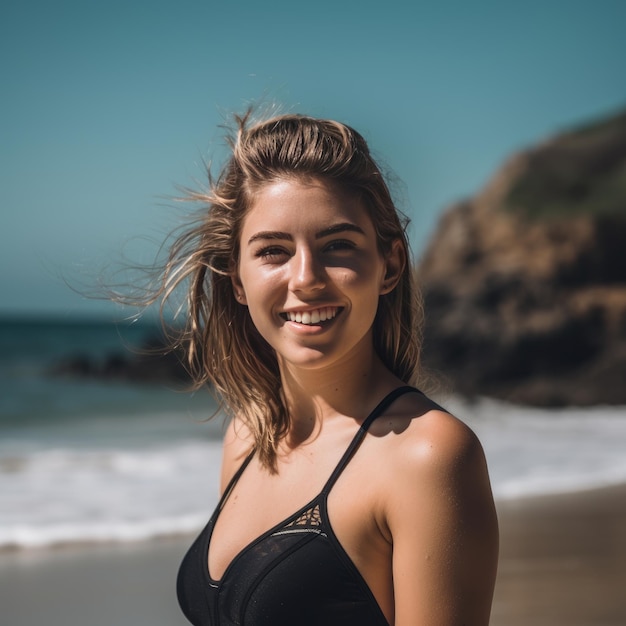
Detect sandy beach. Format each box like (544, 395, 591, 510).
(492, 484, 626, 626)
(2, 484, 625, 626)
(0, 535, 192, 626)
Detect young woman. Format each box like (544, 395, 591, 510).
(164, 112, 498, 625)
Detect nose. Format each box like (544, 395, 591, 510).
(289, 248, 326, 293)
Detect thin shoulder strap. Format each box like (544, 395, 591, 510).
(321, 386, 421, 495)
(215, 448, 255, 513)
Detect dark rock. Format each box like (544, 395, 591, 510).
(49, 335, 192, 386)
(418, 107, 626, 406)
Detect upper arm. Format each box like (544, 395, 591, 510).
(386, 412, 499, 626)
(219, 416, 254, 494)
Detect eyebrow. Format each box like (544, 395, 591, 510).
(247, 222, 365, 246)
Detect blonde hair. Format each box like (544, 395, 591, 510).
(150, 111, 423, 469)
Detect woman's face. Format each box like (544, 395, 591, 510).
(233, 178, 401, 373)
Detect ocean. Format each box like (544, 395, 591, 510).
(2, 316, 626, 551)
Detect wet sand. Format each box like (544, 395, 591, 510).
(0, 536, 192, 626)
(1, 484, 625, 625)
(492, 484, 626, 625)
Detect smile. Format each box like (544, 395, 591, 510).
(281, 307, 340, 325)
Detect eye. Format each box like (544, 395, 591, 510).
(324, 239, 356, 253)
(255, 246, 290, 262)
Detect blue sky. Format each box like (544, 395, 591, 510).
(2, 0, 625, 316)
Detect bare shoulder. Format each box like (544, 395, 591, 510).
(397, 407, 493, 519)
(370, 391, 488, 484)
(406, 406, 486, 478)
(219, 415, 255, 493)
(372, 392, 499, 624)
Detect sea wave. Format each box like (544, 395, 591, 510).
(450, 396, 626, 500)
(0, 440, 222, 550)
(2, 399, 626, 550)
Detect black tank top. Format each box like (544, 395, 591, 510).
(177, 386, 419, 626)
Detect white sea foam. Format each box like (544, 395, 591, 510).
(447, 396, 626, 500)
(2, 399, 626, 550)
(0, 439, 222, 550)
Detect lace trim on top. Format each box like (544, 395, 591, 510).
(271, 502, 324, 537)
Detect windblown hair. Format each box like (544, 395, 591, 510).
(150, 111, 423, 470)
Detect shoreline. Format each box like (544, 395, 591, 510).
(2, 484, 625, 625)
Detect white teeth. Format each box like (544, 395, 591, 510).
(287, 307, 338, 325)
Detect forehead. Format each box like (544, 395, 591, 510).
(241, 178, 374, 237)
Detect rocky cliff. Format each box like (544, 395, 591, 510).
(418, 107, 626, 406)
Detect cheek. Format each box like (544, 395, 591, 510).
(240, 267, 284, 308)
(331, 259, 384, 291)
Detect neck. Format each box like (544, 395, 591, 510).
(277, 347, 401, 447)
